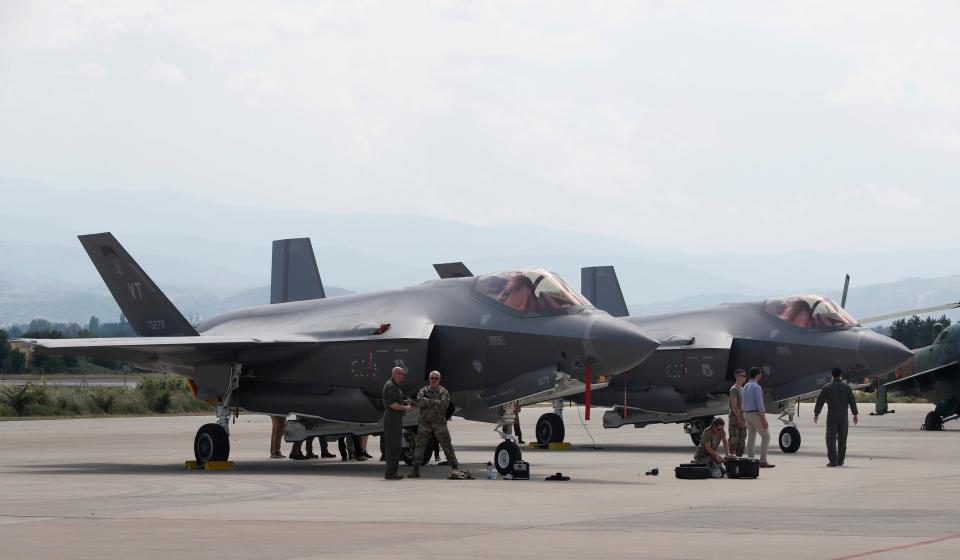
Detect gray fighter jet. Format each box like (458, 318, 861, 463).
(434, 263, 913, 453)
(16, 234, 658, 475)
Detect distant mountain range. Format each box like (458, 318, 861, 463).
(2, 178, 960, 327)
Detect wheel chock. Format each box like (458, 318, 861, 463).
(184, 460, 235, 470)
(527, 442, 572, 450)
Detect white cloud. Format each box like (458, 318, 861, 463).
(58, 62, 107, 79)
(226, 68, 280, 97)
(833, 185, 928, 212)
(924, 128, 960, 152)
(141, 58, 186, 85)
(2, 1, 960, 253)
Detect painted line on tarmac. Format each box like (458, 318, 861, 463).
(832, 532, 960, 560)
(0, 516, 57, 526)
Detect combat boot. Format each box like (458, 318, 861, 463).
(409, 464, 421, 478)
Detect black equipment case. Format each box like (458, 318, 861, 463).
(674, 463, 710, 479)
(725, 457, 760, 479)
(511, 461, 530, 480)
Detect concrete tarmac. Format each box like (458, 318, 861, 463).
(1, 403, 957, 559)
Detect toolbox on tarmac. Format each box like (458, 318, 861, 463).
(674, 463, 710, 479)
(724, 456, 760, 479)
(511, 461, 530, 479)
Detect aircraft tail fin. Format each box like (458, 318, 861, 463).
(581, 266, 629, 317)
(433, 262, 473, 279)
(271, 237, 325, 303)
(77, 232, 198, 337)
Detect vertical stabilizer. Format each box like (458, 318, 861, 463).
(271, 238, 325, 304)
(581, 266, 630, 317)
(77, 233, 198, 336)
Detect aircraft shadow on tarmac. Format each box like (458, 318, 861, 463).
(455, 443, 695, 454)
(10, 460, 487, 477)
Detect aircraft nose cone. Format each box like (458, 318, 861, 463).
(586, 315, 659, 375)
(858, 331, 913, 377)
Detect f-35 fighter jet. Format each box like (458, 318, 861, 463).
(564, 266, 914, 453)
(434, 263, 913, 453)
(17, 234, 658, 475)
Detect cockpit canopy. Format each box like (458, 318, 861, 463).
(764, 295, 859, 329)
(476, 268, 591, 314)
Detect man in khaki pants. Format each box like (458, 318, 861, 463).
(742, 367, 775, 468)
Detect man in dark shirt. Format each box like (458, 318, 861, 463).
(814, 367, 859, 467)
(382, 366, 412, 480)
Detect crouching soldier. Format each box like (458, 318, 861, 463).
(410, 370, 459, 477)
(693, 417, 729, 477)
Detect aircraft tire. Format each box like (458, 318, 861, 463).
(535, 413, 565, 444)
(494, 441, 522, 475)
(401, 430, 416, 466)
(688, 416, 713, 447)
(922, 411, 944, 431)
(194, 423, 230, 465)
(779, 426, 801, 453)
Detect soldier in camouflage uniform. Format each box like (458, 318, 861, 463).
(692, 417, 729, 469)
(409, 370, 459, 478)
(727, 369, 747, 457)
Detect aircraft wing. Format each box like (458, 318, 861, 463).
(788, 382, 872, 403)
(884, 360, 959, 393)
(16, 326, 432, 367)
(858, 302, 960, 324)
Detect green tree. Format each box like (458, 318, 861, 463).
(0, 329, 9, 368)
(9, 350, 26, 373)
(888, 314, 952, 349)
(22, 330, 65, 372)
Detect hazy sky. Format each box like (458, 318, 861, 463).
(2, 1, 959, 253)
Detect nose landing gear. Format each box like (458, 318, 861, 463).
(493, 401, 524, 475)
(777, 400, 802, 453)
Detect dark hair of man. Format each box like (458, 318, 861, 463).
(749, 367, 762, 379)
(831, 367, 842, 378)
(711, 417, 725, 427)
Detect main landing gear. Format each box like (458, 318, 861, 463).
(401, 427, 436, 466)
(923, 411, 945, 431)
(192, 364, 239, 466)
(535, 400, 567, 445)
(777, 400, 801, 453)
(493, 400, 524, 475)
(683, 416, 714, 447)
